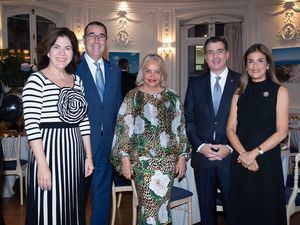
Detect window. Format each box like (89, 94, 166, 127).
(7, 14, 30, 51)
(187, 22, 225, 74)
(188, 23, 209, 38)
(4, 8, 60, 64)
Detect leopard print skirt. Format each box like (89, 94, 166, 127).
(133, 155, 177, 225)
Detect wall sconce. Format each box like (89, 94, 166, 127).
(272, 0, 300, 41)
(78, 39, 85, 54)
(161, 43, 172, 57)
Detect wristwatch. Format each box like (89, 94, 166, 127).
(258, 146, 264, 155)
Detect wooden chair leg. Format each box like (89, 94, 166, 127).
(117, 193, 122, 208)
(25, 170, 28, 195)
(132, 197, 137, 225)
(188, 198, 192, 225)
(111, 184, 117, 225)
(131, 180, 138, 225)
(20, 174, 23, 205)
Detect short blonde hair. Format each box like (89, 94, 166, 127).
(135, 53, 168, 87)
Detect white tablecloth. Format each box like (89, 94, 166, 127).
(281, 150, 289, 186)
(172, 159, 201, 225)
(171, 152, 290, 225)
(1, 136, 30, 197)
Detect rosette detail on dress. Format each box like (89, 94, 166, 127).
(58, 88, 88, 124)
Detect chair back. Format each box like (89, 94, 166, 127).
(1, 134, 28, 205)
(1, 135, 22, 171)
(286, 153, 300, 225)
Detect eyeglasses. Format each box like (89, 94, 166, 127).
(85, 33, 107, 41)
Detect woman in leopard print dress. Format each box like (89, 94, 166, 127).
(111, 53, 189, 225)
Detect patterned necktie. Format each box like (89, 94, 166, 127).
(94, 62, 105, 101)
(213, 76, 222, 115)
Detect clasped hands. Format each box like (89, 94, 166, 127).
(237, 150, 259, 172)
(201, 144, 231, 161)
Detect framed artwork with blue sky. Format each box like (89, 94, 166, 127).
(109, 52, 139, 75)
(272, 47, 300, 83)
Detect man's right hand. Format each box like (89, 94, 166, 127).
(200, 143, 222, 160)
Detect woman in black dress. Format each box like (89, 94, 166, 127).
(227, 43, 289, 225)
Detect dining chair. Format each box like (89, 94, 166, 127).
(1, 135, 28, 205)
(286, 152, 300, 225)
(131, 179, 193, 225)
(111, 175, 132, 225)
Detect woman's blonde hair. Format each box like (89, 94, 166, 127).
(135, 53, 168, 87)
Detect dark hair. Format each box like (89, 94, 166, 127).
(118, 58, 129, 71)
(36, 27, 80, 74)
(204, 36, 228, 53)
(84, 21, 107, 38)
(238, 43, 278, 94)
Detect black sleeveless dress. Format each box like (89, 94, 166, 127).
(228, 79, 286, 225)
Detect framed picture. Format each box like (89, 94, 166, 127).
(272, 47, 300, 83)
(109, 52, 140, 75)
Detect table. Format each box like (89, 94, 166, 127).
(172, 152, 290, 225)
(1, 136, 30, 197)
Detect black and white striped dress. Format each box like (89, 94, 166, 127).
(22, 71, 90, 225)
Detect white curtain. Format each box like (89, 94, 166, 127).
(224, 22, 243, 73)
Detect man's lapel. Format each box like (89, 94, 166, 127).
(205, 73, 215, 117)
(216, 70, 236, 117)
(80, 56, 102, 105)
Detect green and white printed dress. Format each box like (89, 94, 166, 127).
(111, 87, 189, 225)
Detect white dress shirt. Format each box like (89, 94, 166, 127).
(210, 67, 228, 95)
(197, 67, 233, 153)
(84, 53, 106, 83)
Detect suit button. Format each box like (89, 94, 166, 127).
(214, 122, 218, 125)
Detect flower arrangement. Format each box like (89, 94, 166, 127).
(0, 48, 37, 87)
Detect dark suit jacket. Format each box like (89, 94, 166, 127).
(76, 55, 122, 163)
(184, 70, 240, 168)
(121, 71, 136, 99)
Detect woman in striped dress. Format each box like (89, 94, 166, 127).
(22, 27, 94, 225)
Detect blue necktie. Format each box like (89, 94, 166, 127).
(213, 76, 222, 115)
(94, 62, 105, 101)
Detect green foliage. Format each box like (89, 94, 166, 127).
(0, 48, 34, 87)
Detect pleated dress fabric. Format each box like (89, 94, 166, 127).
(22, 72, 90, 225)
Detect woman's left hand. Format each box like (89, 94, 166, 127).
(237, 150, 257, 167)
(85, 158, 94, 177)
(176, 156, 186, 178)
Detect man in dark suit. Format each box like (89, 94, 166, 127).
(184, 36, 240, 225)
(76, 21, 122, 225)
(118, 58, 136, 99)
